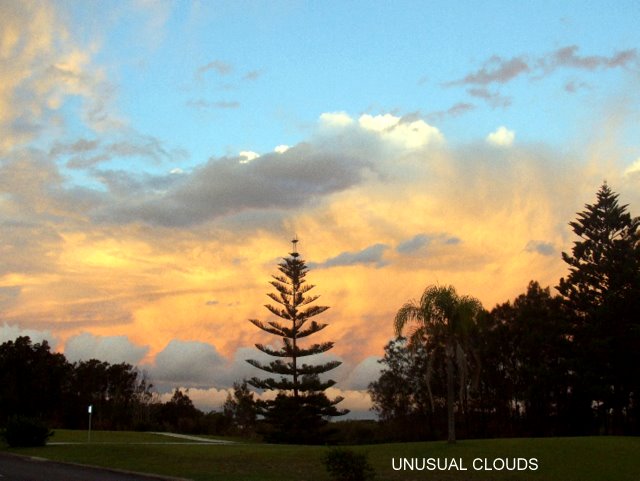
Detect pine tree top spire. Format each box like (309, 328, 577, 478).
(291, 235, 299, 257)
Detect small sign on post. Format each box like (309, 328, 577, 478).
(88, 405, 93, 443)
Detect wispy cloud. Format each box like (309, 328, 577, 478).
(427, 102, 476, 121)
(243, 69, 263, 81)
(186, 99, 241, 110)
(310, 244, 390, 269)
(447, 55, 530, 86)
(196, 59, 234, 78)
(446, 45, 639, 107)
(545, 45, 638, 72)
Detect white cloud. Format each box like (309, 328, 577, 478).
(359, 114, 443, 149)
(358, 113, 399, 132)
(274, 144, 290, 154)
(239, 151, 260, 163)
(64, 333, 149, 364)
(325, 387, 375, 419)
(486, 126, 515, 146)
(624, 157, 640, 176)
(319, 111, 354, 127)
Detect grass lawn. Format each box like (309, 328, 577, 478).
(2, 431, 639, 481)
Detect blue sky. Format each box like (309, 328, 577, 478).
(2, 1, 640, 414)
(55, 1, 640, 169)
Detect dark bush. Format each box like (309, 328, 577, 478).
(2, 416, 53, 447)
(323, 447, 375, 481)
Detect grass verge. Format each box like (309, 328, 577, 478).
(2, 431, 638, 481)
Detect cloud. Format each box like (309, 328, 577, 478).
(446, 45, 638, 108)
(395, 233, 461, 257)
(468, 88, 512, 108)
(396, 234, 431, 254)
(448, 46, 638, 89)
(239, 151, 260, 163)
(64, 333, 149, 364)
(1, 323, 58, 348)
(243, 70, 263, 81)
(358, 114, 443, 149)
(341, 356, 383, 390)
(448, 55, 530, 86)
(624, 158, 640, 177)
(93, 139, 375, 227)
(320, 111, 354, 127)
(547, 45, 638, 72)
(564, 80, 590, 93)
(311, 244, 390, 269)
(53, 134, 188, 169)
(186, 99, 240, 110)
(196, 60, 233, 77)
(427, 102, 476, 121)
(525, 241, 556, 256)
(150, 339, 227, 387)
(486, 126, 515, 146)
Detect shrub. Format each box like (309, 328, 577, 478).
(2, 416, 53, 447)
(323, 447, 375, 481)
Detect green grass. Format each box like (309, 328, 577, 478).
(2, 431, 639, 481)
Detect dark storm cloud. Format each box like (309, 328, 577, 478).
(95, 142, 373, 227)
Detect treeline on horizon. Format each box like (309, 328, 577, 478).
(1, 183, 639, 443)
(369, 183, 639, 440)
(0, 338, 225, 434)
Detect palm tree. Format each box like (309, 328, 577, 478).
(394, 284, 483, 443)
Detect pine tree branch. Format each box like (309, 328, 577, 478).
(248, 319, 285, 337)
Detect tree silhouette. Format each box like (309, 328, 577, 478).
(558, 183, 640, 434)
(247, 238, 347, 443)
(394, 285, 483, 443)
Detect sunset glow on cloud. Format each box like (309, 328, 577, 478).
(1, 1, 639, 416)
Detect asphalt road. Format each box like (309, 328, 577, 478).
(0, 453, 182, 481)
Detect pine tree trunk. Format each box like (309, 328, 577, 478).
(446, 349, 456, 443)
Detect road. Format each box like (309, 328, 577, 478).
(0, 453, 184, 481)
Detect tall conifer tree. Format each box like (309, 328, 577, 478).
(247, 238, 347, 443)
(558, 183, 640, 434)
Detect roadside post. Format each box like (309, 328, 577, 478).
(88, 405, 93, 442)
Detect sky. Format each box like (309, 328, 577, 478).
(1, 0, 640, 417)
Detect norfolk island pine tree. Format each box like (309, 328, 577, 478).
(247, 238, 347, 443)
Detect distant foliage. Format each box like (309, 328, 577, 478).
(2, 416, 53, 447)
(223, 380, 257, 436)
(323, 447, 375, 481)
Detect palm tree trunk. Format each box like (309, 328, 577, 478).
(446, 351, 456, 443)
